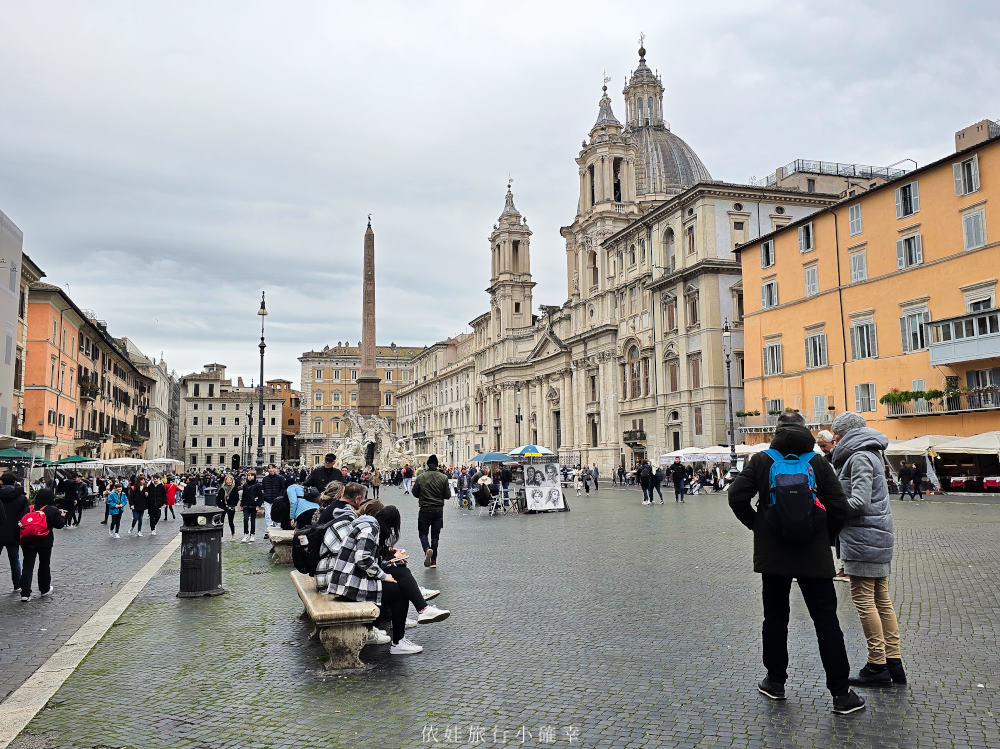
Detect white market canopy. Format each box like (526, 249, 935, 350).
(884, 435, 956, 457)
(104, 457, 147, 466)
(934, 431, 1000, 456)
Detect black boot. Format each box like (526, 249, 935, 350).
(848, 662, 893, 687)
(832, 689, 866, 714)
(886, 657, 907, 684)
(757, 676, 786, 700)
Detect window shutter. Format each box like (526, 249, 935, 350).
(971, 155, 981, 192)
(805, 339, 811, 368)
(761, 284, 768, 309)
(776, 345, 782, 373)
(854, 384, 862, 412)
(921, 310, 930, 348)
(798, 226, 804, 252)
(914, 234, 923, 263)
(870, 323, 878, 357)
(896, 240, 905, 269)
(911, 182, 920, 213)
(849, 326, 858, 359)
(894, 187, 902, 218)
(900, 316, 909, 353)
(954, 162, 964, 195)
(964, 213, 973, 248)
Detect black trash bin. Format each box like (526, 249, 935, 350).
(204, 487, 219, 507)
(178, 504, 226, 598)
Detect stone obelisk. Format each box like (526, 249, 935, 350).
(357, 216, 381, 417)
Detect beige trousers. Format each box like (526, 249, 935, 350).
(849, 576, 901, 663)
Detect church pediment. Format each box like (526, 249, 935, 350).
(528, 330, 568, 360)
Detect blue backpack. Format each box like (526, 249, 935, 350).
(763, 450, 827, 544)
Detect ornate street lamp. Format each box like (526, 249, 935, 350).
(256, 292, 267, 471)
(722, 319, 737, 471)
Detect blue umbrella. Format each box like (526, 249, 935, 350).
(471, 452, 510, 463)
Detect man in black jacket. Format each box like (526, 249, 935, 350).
(304, 454, 343, 492)
(147, 477, 166, 536)
(260, 464, 287, 538)
(668, 457, 687, 503)
(412, 455, 450, 568)
(727, 410, 865, 715)
(1, 473, 29, 592)
(19, 487, 66, 600)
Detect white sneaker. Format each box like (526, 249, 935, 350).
(417, 604, 450, 624)
(20, 595, 30, 602)
(248, 535, 255, 542)
(405, 617, 418, 629)
(137, 532, 143, 537)
(389, 637, 423, 655)
(108, 528, 114, 537)
(240, 535, 248, 543)
(128, 528, 134, 536)
(419, 586, 441, 601)
(151, 529, 157, 536)
(115, 533, 121, 539)
(365, 627, 391, 645)
(41, 587, 53, 598)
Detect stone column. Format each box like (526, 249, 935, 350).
(358, 220, 381, 417)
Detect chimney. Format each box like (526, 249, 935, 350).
(955, 119, 1000, 152)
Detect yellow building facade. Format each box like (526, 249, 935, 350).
(738, 128, 1000, 443)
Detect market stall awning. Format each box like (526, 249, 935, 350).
(0, 448, 38, 460)
(884, 435, 956, 456)
(935, 431, 1000, 456)
(471, 452, 510, 463)
(52, 455, 100, 465)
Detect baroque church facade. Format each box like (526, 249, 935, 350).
(400, 45, 845, 472)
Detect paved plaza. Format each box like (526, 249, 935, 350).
(3, 486, 1000, 748)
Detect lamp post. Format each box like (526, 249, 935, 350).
(515, 383, 522, 446)
(256, 292, 267, 471)
(722, 319, 737, 471)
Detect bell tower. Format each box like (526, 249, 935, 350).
(488, 182, 534, 336)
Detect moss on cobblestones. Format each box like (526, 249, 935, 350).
(10, 492, 1000, 748)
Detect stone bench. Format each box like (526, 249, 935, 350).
(268, 529, 295, 565)
(289, 570, 380, 670)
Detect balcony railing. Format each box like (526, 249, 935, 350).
(886, 390, 1000, 418)
(623, 429, 646, 443)
(79, 381, 100, 401)
(443, 428, 453, 436)
(74, 429, 106, 443)
(412, 431, 427, 439)
(928, 307, 1000, 365)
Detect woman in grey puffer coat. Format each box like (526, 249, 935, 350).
(831, 412, 906, 687)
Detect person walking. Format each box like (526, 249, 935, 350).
(909, 461, 924, 501)
(830, 412, 907, 688)
(401, 463, 414, 495)
(652, 464, 665, 503)
(412, 455, 449, 568)
(1, 473, 29, 592)
(239, 470, 262, 542)
(370, 469, 382, 500)
(896, 462, 914, 500)
(591, 463, 599, 492)
(147, 476, 166, 537)
(18, 488, 66, 601)
(105, 484, 127, 538)
(216, 474, 239, 539)
(727, 410, 864, 715)
(499, 464, 512, 501)
(57, 475, 77, 529)
(128, 477, 149, 537)
(163, 476, 179, 520)
(668, 457, 687, 503)
(181, 476, 197, 508)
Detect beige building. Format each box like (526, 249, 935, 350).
(179, 363, 283, 470)
(120, 337, 175, 460)
(405, 44, 894, 473)
(396, 334, 476, 464)
(296, 343, 421, 466)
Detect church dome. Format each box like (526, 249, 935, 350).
(622, 44, 712, 196)
(629, 125, 712, 196)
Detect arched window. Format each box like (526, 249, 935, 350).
(686, 225, 696, 255)
(665, 228, 675, 270)
(628, 346, 642, 399)
(629, 244, 636, 266)
(647, 96, 654, 124)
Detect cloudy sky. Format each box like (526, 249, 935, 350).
(2, 1, 997, 385)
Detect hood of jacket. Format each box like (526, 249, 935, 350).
(832, 427, 889, 469)
(0, 485, 23, 504)
(769, 425, 816, 455)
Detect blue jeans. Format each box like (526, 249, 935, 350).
(4, 543, 21, 590)
(131, 509, 144, 532)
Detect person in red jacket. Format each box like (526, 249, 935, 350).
(18, 487, 66, 601)
(163, 476, 179, 520)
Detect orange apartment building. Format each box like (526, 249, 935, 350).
(25, 283, 153, 460)
(737, 121, 1000, 444)
(266, 378, 301, 461)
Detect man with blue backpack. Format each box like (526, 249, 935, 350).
(728, 410, 866, 715)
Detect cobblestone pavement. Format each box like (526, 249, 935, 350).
(0, 506, 181, 702)
(10, 486, 1000, 749)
